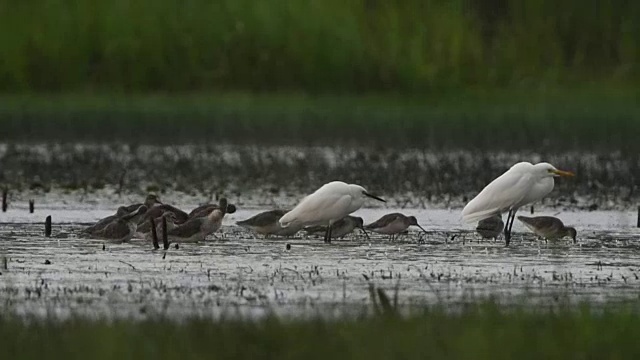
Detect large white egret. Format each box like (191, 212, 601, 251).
(461, 162, 574, 245)
(517, 216, 577, 243)
(279, 181, 385, 243)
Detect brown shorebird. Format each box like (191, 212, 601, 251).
(476, 215, 504, 240)
(517, 216, 577, 243)
(83, 206, 128, 233)
(189, 203, 237, 219)
(123, 194, 162, 213)
(305, 216, 369, 241)
(365, 213, 427, 240)
(138, 204, 189, 226)
(88, 206, 148, 243)
(137, 211, 178, 236)
(165, 198, 230, 243)
(143, 212, 179, 242)
(236, 209, 303, 238)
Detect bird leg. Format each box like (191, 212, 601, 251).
(324, 224, 333, 244)
(504, 210, 515, 246)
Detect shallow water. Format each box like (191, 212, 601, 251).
(1, 204, 639, 320)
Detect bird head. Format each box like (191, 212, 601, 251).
(408, 216, 428, 234)
(566, 227, 577, 243)
(226, 204, 237, 214)
(536, 163, 575, 178)
(355, 185, 385, 203)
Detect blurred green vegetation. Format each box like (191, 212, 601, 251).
(2, 302, 640, 359)
(0, 91, 638, 151)
(0, 0, 638, 92)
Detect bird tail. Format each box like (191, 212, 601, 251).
(279, 210, 296, 228)
(461, 207, 501, 224)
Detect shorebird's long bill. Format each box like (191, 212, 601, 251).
(364, 192, 386, 202)
(416, 224, 428, 234)
(552, 169, 575, 177)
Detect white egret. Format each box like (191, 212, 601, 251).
(461, 162, 574, 245)
(279, 181, 385, 243)
(365, 213, 427, 240)
(517, 216, 577, 243)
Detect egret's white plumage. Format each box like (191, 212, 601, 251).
(280, 181, 385, 243)
(462, 162, 574, 245)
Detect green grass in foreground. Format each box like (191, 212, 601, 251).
(0, 90, 639, 151)
(2, 302, 640, 359)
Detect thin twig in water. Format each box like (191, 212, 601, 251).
(119, 260, 137, 270)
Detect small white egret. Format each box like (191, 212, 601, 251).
(461, 162, 574, 246)
(517, 216, 577, 243)
(279, 181, 385, 243)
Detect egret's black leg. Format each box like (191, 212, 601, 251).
(505, 210, 515, 246)
(324, 224, 333, 244)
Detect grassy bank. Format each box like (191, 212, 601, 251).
(1, 0, 639, 92)
(2, 302, 640, 359)
(0, 91, 638, 151)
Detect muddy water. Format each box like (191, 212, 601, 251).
(1, 205, 639, 320)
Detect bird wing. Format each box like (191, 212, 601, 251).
(167, 218, 202, 237)
(97, 221, 130, 239)
(280, 194, 352, 227)
(365, 213, 402, 229)
(240, 210, 287, 227)
(462, 170, 533, 223)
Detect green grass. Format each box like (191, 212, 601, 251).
(1, 0, 639, 92)
(0, 90, 638, 151)
(3, 302, 640, 359)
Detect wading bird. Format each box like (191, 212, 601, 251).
(165, 198, 230, 243)
(304, 216, 369, 241)
(88, 206, 148, 243)
(461, 162, 574, 246)
(517, 216, 577, 243)
(189, 203, 237, 219)
(279, 181, 385, 243)
(475, 215, 504, 240)
(137, 211, 178, 236)
(365, 213, 427, 240)
(83, 206, 129, 233)
(144, 212, 179, 242)
(123, 194, 161, 213)
(139, 204, 189, 226)
(236, 209, 302, 238)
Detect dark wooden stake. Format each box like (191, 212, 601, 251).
(45, 216, 52, 237)
(2, 188, 7, 212)
(150, 218, 159, 250)
(162, 216, 169, 250)
(530, 206, 534, 214)
(637, 206, 640, 228)
(29, 200, 34, 213)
